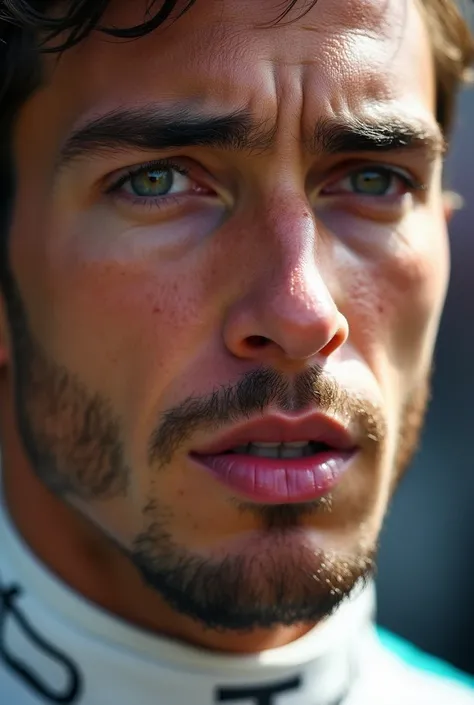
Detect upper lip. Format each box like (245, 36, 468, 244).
(191, 413, 357, 454)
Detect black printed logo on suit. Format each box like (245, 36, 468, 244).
(216, 675, 348, 704)
(216, 675, 302, 704)
(0, 576, 83, 703)
(1, 575, 350, 705)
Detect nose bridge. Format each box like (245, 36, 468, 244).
(272, 257, 333, 323)
(255, 197, 330, 316)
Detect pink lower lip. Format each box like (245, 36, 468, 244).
(190, 450, 356, 504)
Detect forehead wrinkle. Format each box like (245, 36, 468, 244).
(36, 0, 435, 175)
(305, 0, 409, 35)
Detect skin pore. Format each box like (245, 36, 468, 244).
(0, 0, 449, 653)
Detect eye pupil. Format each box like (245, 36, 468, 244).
(130, 168, 173, 197)
(351, 169, 391, 196)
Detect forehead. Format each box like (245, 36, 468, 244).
(42, 0, 435, 138)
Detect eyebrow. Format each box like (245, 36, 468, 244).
(310, 115, 446, 158)
(57, 106, 275, 168)
(57, 104, 445, 170)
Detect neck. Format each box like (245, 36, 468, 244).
(0, 393, 314, 654)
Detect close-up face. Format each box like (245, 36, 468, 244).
(2, 0, 449, 631)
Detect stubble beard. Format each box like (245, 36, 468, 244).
(128, 380, 429, 631)
(5, 279, 430, 631)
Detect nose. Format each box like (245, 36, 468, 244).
(223, 207, 348, 367)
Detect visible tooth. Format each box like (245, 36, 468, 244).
(251, 442, 281, 448)
(248, 443, 280, 458)
(229, 441, 318, 458)
(280, 447, 305, 458)
(283, 441, 309, 448)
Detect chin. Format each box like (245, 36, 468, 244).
(130, 517, 377, 631)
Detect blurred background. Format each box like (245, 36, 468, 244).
(376, 38, 474, 674)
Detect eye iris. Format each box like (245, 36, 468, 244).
(351, 169, 391, 196)
(130, 168, 173, 197)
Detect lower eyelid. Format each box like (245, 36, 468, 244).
(322, 177, 415, 197)
(113, 191, 183, 206)
(108, 191, 220, 217)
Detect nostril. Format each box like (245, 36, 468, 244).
(319, 313, 349, 357)
(246, 335, 271, 349)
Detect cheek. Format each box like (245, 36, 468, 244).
(48, 263, 209, 399)
(340, 210, 449, 382)
(16, 223, 243, 437)
(382, 211, 449, 370)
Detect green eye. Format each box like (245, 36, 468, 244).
(350, 168, 394, 196)
(129, 168, 174, 197)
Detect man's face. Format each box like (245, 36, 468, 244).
(5, 0, 448, 631)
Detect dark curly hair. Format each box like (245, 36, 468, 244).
(0, 0, 472, 288)
(1, 0, 473, 130)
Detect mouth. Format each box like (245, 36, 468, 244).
(220, 440, 332, 458)
(190, 415, 358, 505)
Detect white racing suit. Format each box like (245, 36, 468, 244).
(0, 491, 473, 705)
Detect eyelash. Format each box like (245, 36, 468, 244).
(103, 158, 425, 213)
(380, 166, 422, 190)
(321, 164, 424, 195)
(105, 158, 190, 195)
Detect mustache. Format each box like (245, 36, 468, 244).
(148, 366, 385, 467)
